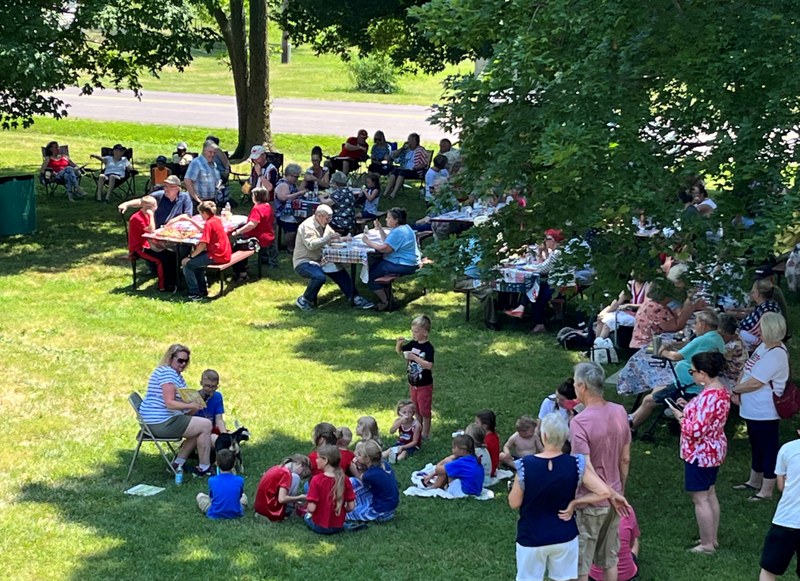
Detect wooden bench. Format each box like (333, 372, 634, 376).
(206, 249, 258, 297)
(356, 211, 387, 227)
(374, 274, 400, 310)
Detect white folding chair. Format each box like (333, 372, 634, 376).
(125, 391, 181, 482)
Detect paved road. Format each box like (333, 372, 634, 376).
(53, 88, 457, 142)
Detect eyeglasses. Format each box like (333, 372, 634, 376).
(175, 357, 190, 364)
(545, 236, 554, 241)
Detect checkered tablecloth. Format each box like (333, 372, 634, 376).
(321, 234, 380, 283)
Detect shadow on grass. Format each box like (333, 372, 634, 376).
(17, 427, 515, 581)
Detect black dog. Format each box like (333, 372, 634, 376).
(213, 426, 250, 474)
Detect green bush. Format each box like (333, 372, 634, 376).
(347, 55, 400, 94)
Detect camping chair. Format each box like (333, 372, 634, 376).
(39, 145, 85, 197)
(402, 148, 434, 194)
(144, 163, 173, 193)
(637, 356, 685, 443)
(125, 391, 182, 482)
(237, 151, 283, 206)
(170, 151, 198, 180)
(86, 147, 139, 200)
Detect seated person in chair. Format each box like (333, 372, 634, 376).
(248, 145, 279, 191)
(368, 130, 393, 176)
(91, 144, 131, 202)
(172, 142, 193, 178)
(334, 129, 369, 174)
(320, 171, 356, 235)
(303, 147, 331, 191)
(383, 133, 429, 199)
(628, 309, 725, 430)
(149, 156, 172, 192)
(274, 164, 308, 252)
(41, 141, 86, 201)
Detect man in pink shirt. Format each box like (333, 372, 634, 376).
(571, 362, 632, 581)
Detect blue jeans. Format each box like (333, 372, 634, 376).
(367, 260, 418, 290)
(56, 167, 80, 194)
(183, 252, 214, 295)
(304, 512, 343, 535)
(295, 261, 354, 303)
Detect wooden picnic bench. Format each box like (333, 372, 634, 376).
(206, 249, 259, 297)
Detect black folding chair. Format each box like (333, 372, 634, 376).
(39, 145, 86, 197)
(638, 356, 686, 443)
(86, 147, 139, 200)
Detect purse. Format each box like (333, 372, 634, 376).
(772, 379, 800, 419)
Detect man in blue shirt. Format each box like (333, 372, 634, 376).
(185, 141, 221, 205)
(117, 175, 194, 228)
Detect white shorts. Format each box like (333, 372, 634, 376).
(446, 479, 468, 498)
(600, 310, 635, 331)
(516, 537, 579, 581)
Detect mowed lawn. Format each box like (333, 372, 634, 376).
(1, 118, 799, 580)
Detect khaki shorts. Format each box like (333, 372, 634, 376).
(146, 414, 191, 439)
(576, 506, 620, 575)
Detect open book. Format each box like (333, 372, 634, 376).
(176, 388, 206, 408)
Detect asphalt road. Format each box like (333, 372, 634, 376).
(53, 88, 457, 142)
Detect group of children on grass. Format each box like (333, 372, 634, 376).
(192, 313, 593, 536)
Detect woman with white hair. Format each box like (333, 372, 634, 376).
(509, 413, 627, 581)
(731, 312, 791, 501)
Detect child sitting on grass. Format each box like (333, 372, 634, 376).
(355, 416, 382, 446)
(308, 422, 338, 476)
(384, 399, 422, 463)
(336, 426, 356, 475)
(475, 409, 500, 477)
(304, 445, 355, 535)
(500, 415, 540, 469)
(347, 440, 400, 523)
(253, 455, 311, 522)
(465, 423, 492, 485)
(195, 449, 247, 520)
(422, 434, 485, 497)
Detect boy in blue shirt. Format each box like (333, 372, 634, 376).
(195, 369, 227, 441)
(196, 449, 246, 519)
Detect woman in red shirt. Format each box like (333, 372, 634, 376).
(669, 351, 730, 554)
(40, 141, 86, 201)
(181, 201, 232, 301)
(231, 185, 276, 279)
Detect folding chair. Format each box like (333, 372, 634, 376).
(125, 391, 181, 482)
(39, 145, 85, 197)
(237, 151, 283, 206)
(637, 357, 685, 443)
(402, 148, 434, 194)
(171, 151, 198, 180)
(87, 147, 139, 200)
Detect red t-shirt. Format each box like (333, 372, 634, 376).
(306, 472, 355, 530)
(47, 156, 70, 173)
(308, 450, 320, 476)
(200, 215, 232, 264)
(338, 137, 367, 160)
(253, 465, 294, 522)
(248, 202, 275, 248)
(339, 448, 355, 476)
(484, 431, 500, 476)
(127, 211, 151, 253)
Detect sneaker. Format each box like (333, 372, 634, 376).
(295, 296, 313, 311)
(186, 465, 213, 477)
(353, 296, 375, 310)
(187, 294, 204, 302)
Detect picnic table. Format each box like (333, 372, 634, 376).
(143, 214, 246, 246)
(429, 205, 497, 225)
(321, 230, 383, 301)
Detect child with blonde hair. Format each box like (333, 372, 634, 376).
(304, 445, 355, 535)
(465, 423, 492, 485)
(308, 422, 338, 476)
(500, 415, 541, 469)
(355, 416, 382, 446)
(384, 399, 422, 463)
(253, 454, 311, 522)
(396, 314, 435, 440)
(336, 426, 356, 476)
(347, 440, 399, 523)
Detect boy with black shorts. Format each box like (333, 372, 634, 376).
(760, 428, 800, 580)
(396, 314, 435, 440)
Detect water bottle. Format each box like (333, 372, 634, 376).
(175, 466, 183, 486)
(314, 182, 319, 198)
(223, 202, 231, 220)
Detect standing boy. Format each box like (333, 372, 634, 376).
(397, 314, 435, 440)
(196, 449, 247, 519)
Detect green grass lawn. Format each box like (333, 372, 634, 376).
(133, 44, 471, 106)
(2, 118, 799, 580)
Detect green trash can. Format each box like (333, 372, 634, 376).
(0, 175, 37, 236)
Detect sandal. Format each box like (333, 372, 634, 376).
(749, 494, 771, 502)
(687, 545, 716, 554)
(732, 483, 758, 491)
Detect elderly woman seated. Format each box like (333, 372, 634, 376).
(362, 208, 422, 311)
(727, 278, 789, 348)
(629, 279, 704, 350)
(628, 309, 726, 430)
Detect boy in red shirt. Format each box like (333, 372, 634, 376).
(127, 195, 177, 291)
(181, 200, 232, 301)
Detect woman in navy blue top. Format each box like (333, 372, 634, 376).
(508, 413, 624, 581)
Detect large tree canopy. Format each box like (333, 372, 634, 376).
(0, 0, 215, 129)
(412, 0, 800, 295)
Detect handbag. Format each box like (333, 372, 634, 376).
(772, 379, 800, 419)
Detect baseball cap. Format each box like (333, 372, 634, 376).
(249, 145, 266, 160)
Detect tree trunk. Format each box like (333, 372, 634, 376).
(246, 0, 272, 153)
(210, 0, 249, 159)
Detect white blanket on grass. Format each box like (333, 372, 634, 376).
(403, 463, 495, 500)
(485, 468, 514, 487)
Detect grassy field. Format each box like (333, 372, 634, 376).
(2, 118, 799, 580)
(134, 44, 471, 106)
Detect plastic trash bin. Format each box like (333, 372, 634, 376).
(0, 174, 37, 236)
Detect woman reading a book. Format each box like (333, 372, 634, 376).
(138, 344, 215, 476)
